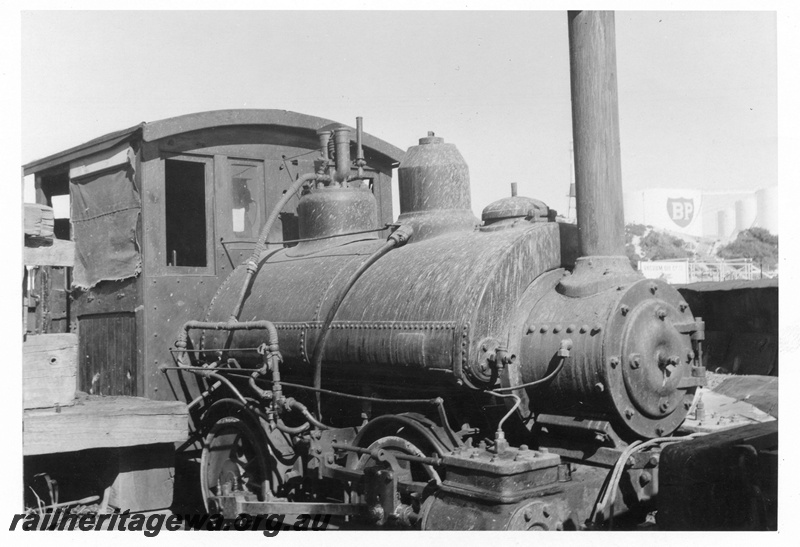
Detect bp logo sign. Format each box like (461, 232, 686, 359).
(667, 198, 695, 228)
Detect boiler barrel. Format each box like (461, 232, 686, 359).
(200, 223, 562, 386)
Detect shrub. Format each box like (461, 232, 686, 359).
(717, 228, 778, 269)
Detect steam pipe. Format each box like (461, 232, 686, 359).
(229, 172, 330, 322)
(187, 380, 222, 410)
(494, 339, 572, 393)
(333, 127, 351, 184)
(159, 366, 249, 406)
(249, 375, 272, 400)
(315, 129, 331, 175)
(279, 380, 442, 406)
(174, 320, 279, 369)
(275, 421, 311, 436)
(311, 225, 414, 418)
(484, 390, 521, 454)
(568, 11, 626, 257)
(223, 134, 377, 349)
(284, 398, 330, 430)
(317, 129, 331, 161)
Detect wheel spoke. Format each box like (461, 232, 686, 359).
(202, 417, 270, 507)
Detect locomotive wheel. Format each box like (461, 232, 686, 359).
(200, 416, 270, 512)
(354, 435, 441, 526)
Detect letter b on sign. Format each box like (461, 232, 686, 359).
(667, 198, 694, 228)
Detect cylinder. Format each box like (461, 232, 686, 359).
(735, 200, 745, 232)
(568, 11, 626, 257)
(517, 271, 698, 439)
(718, 209, 733, 240)
(735, 198, 757, 233)
(755, 187, 779, 234)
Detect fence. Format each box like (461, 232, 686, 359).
(639, 258, 771, 284)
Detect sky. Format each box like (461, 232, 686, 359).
(18, 9, 777, 220)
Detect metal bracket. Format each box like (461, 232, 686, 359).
(363, 466, 398, 525)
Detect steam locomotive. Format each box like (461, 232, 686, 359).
(168, 118, 710, 530)
(24, 108, 774, 530)
(22, 12, 775, 530)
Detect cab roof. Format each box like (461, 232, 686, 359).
(23, 109, 406, 176)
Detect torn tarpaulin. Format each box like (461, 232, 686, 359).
(70, 163, 141, 289)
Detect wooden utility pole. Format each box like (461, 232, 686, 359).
(568, 10, 626, 257)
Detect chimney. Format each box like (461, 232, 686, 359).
(560, 11, 639, 297)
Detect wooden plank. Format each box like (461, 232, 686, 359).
(23, 396, 188, 456)
(78, 312, 137, 396)
(35, 173, 48, 205)
(23, 333, 78, 409)
(713, 375, 778, 418)
(24, 203, 55, 243)
(680, 389, 775, 434)
(24, 239, 75, 267)
(69, 142, 132, 179)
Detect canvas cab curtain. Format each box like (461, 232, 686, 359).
(69, 143, 141, 289)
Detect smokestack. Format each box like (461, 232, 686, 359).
(559, 11, 639, 297)
(568, 11, 626, 257)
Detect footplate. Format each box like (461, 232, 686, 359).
(208, 491, 366, 519)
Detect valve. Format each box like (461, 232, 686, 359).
(557, 339, 573, 358)
(493, 430, 510, 455)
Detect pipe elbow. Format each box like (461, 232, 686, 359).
(388, 224, 413, 246)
